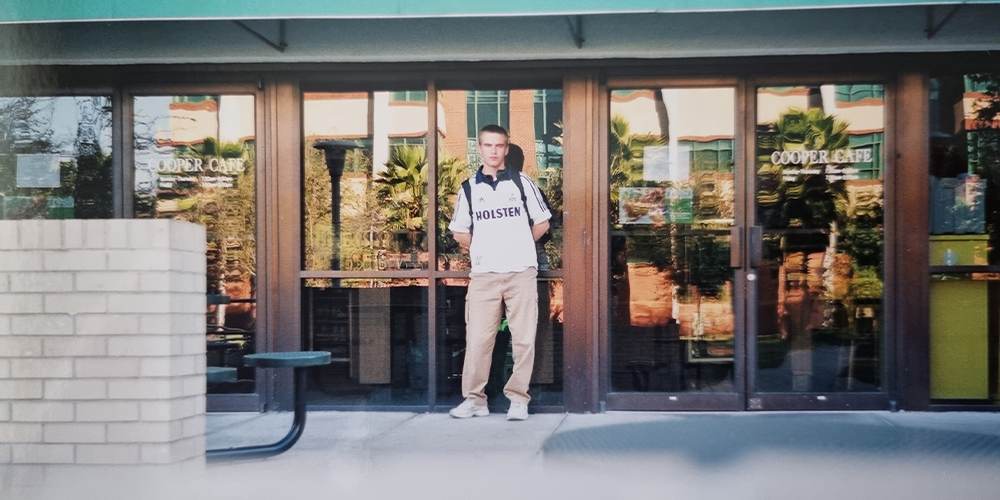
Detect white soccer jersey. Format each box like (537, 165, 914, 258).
(449, 169, 551, 273)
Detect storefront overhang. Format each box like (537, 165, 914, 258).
(0, 3, 998, 66)
(0, 0, 995, 23)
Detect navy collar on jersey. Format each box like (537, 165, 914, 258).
(475, 165, 515, 190)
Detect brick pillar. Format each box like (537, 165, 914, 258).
(0, 219, 206, 483)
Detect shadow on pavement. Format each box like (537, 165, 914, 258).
(543, 414, 1000, 466)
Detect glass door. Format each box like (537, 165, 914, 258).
(131, 93, 259, 397)
(606, 85, 745, 410)
(748, 83, 889, 410)
(604, 80, 891, 411)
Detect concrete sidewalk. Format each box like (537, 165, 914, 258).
(200, 411, 1000, 500)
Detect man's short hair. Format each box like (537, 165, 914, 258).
(478, 124, 509, 143)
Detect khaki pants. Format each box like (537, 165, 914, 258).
(463, 268, 538, 405)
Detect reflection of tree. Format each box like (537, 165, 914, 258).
(540, 121, 564, 269)
(757, 105, 884, 360)
(436, 155, 472, 269)
(374, 145, 427, 234)
(609, 114, 666, 323)
(757, 108, 850, 232)
(968, 74, 1000, 126)
(0, 98, 56, 218)
(610, 115, 657, 208)
(131, 106, 162, 218)
(540, 172, 563, 269)
(0, 97, 112, 219)
(210, 145, 256, 294)
(304, 145, 373, 274)
(303, 144, 334, 271)
(967, 74, 1000, 250)
(162, 137, 256, 298)
(841, 189, 883, 270)
(73, 98, 113, 219)
(308, 143, 439, 272)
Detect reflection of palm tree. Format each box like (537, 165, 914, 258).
(610, 114, 662, 209)
(758, 108, 850, 231)
(609, 114, 665, 324)
(374, 145, 427, 233)
(436, 155, 471, 266)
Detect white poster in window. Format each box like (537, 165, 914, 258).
(643, 145, 690, 182)
(16, 154, 62, 188)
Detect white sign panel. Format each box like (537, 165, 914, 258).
(642, 145, 690, 182)
(16, 154, 61, 188)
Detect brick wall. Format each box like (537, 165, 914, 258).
(0, 219, 206, 470)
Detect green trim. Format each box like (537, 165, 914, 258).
(1, 1, 989, 24)
(390, 91, 427, 103)
(848, 132, 884, 180)
(679, 139, 735, 173)
(834, 84, 884, 102)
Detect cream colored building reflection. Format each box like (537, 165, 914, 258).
(155, 95, 255, 148)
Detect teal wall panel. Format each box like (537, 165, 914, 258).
(0, 0, 990, 24)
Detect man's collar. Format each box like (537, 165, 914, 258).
(474, 165, 513, 185)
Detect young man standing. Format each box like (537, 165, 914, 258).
(448, 124, 551, 421)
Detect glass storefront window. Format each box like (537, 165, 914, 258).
(608, 88, 737, 393)
(928, 73, 1000, 403)
(133, 95, 258, 394)
(303, 279, 429, 406)
(755, 84, 885, 393)
(436, 277, 564, 407)
(436, 88, 563, 271)
(302, 87, 563, 409)
(303, 91, 430, 272)
(0, 96, 113, 219)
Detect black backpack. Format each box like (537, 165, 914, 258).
(461, 171, 552, 246)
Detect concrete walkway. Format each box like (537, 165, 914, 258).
(200, 410, 1000, 500)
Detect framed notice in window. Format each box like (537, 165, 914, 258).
(16, 154, 61, 188)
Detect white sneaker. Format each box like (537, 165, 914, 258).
(507, 401, 528, 421)
(450, 398, 489, 418)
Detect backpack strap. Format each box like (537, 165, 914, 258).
(508, 171, 534, 226)
(461, 179, 474, 234)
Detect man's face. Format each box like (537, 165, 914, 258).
(477, 131, 509, 170)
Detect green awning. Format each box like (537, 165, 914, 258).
(0, 0, 991, 24)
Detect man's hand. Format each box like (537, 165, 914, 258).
(452, 231, 472, 250)
(531, 220, 550, 242)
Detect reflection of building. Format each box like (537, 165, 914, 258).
(759, 85, 885, 179)
(304, 92, 429, 173)
(611, 89, 735, 174)
(304, 90, 563, 176)
(439, 89, 563, 175)
(155, 95, 256, 151)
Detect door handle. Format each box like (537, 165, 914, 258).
(730, 226, 743, 268)
(749, 226, 763, 269)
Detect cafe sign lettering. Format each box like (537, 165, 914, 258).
(770, 148, 872, 182)
(770, 148, 872, 166)
(147, 157, 246, 174)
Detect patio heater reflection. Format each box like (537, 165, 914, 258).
(313, 141, 360, 281)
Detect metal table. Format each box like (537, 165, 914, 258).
(206, 351, 331, 461)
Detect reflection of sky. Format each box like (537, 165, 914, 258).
(133, 96, 175, 193)
(1, 96, 113, 160)
(132, 95, 255, 193)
